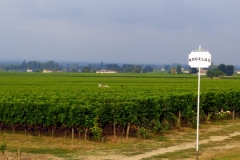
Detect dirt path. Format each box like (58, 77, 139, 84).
(2, 122, 240, 160)
(2, 152, 64, 160)
(122, 131, 240, 160)
(76, 130, 240, 160)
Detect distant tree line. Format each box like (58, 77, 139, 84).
(0, 60, 63, 71)
(188, 64, 235, 77)
(206, 64, 234, 78)
(82, 63, 153, 73)
(0, 61, 155, 73)
(0, 61, 236, 76)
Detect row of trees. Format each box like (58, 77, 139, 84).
(1, 61, 63, 71)
(82, 64, 153, 73)
(166, 65, 183, 74)
(0, 61, 154, 73)
(0, 61, 236, 76)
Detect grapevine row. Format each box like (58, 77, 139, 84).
(0, 91, 240, 138)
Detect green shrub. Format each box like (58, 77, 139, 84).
(0, 142, 7, 155)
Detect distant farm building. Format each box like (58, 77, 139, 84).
(200, 70, 208, 76)
(26, 69, 32, 72)
(198, 69, 208, 76)
(96, 70, 117, 73)
(43, 69, 53, 73)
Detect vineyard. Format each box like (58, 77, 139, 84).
(0, 72, 240, 140)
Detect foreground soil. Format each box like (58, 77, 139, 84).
(1, 120, 240, 160)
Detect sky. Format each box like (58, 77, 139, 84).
(0, 1, 240, 65)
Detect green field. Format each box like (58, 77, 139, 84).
(1, 72, 239, 97)
(0, 72, 240, 139)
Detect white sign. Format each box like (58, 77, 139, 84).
(188, 45, 211, 68)
(188, 45, 212, 159)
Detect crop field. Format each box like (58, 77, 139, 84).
(0, 72, 240, 139)
(0, 72, 240, 159)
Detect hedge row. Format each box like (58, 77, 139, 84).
(0, 90, 240, 138)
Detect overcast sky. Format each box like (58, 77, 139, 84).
(0, 1, 240, 65)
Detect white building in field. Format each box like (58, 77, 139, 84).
(199, 69, 208, 75)
(26, 69, 32, 72)
(96, 70, 117, 73)
(43, 69, 53, 73)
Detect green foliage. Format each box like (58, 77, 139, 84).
(225, 65, 234, 76)
(0, 73, 240, 139)
(184, 105, 197, 128)
(0, 142, 7, 155)
(139, 127, 147, 139)
(142, 66, 153, 73)
(206, 69, 224, 78)
(90, 118, 103, 141)
(2, 60, 62, 71)
(82, 67, 90, 73)
(153, 120, 161, 133)
(105, 63, 121, 71)
(207, 64, 235, 77)
(176, 65, 182, 74)
(212, 112, 231, 121)
(217, 64, 226, 73)
(153, 120, 170, 135)
(123, 64, 142, 73)
(160, 121, 170, 135)
(170, 66, 176, 74)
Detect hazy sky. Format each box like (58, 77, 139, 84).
(1, 1, 240, 65)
